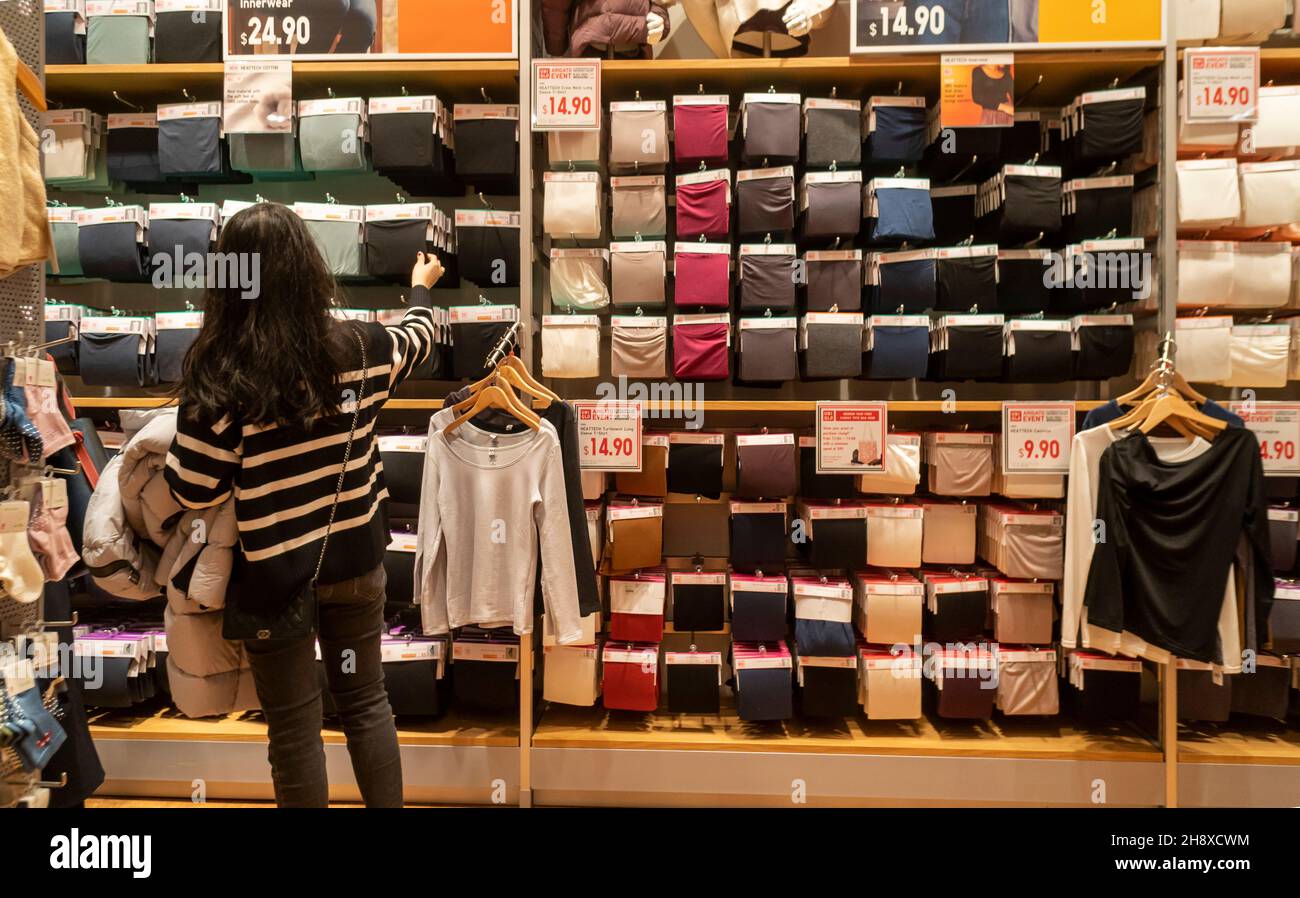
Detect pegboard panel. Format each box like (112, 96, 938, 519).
(0, 0, 45, 633)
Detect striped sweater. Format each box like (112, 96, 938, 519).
(164, 289, 437, 598)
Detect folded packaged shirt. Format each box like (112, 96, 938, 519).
(869, 181, 935, 243)
(736, 319, 798, 384)
(672, 317, 730, 381)
(456, 214, 521, 287)
(802, 176, 862, 240)
(676, 176, 731, 240)
(77, 220, 147, 282)
(610, 317, 667, 378)
(305, 219, 365, 278)
(804, 99, 861, 169)
(154, 7, 223, 62)
(742, 97, 801, 164)
(609, 104, 669, 172)
(611, 245, 667, 307)
(737, 171, 795, 236)
(298, 111, 367, 172)
(673, 99, 729, 166)
(550, 250, 609, 310)
(158, 112, 224, 178)
(864, 100, 927, 164)
(86, 14, 151, 64)
(106, 119, 163, 184)
(673, 247, 730, 309)
(610, 177, 667, 239)
(805, 252, 863, 312)
(365, 218, 430, 283)
(541, 316, 600, 379)
(738, 250, 796, 313)
(45, 10, 85, 65)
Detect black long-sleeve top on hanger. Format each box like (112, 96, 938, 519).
(1084, 427, 1274, 664)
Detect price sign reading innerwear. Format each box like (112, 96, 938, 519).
(815, 402, 888, 475)
(1228, 402, 1300, 476)
(531, 59, 601, 132)
(573, 400, 643, 472)
(1185, 47, 1261, 123)
(1002, 402, 1075, 475)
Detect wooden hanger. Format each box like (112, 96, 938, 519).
(501, 353, 561, 404)
(444, 377, 540, 436)
(16, 61, 45, 113)
(1116, 363, 1206, 405)
(1108, 388, 1220, 440)
(466, 360, 555, 405)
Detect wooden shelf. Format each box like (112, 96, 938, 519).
(601, 51, 1163, 105)
(70, 396, 1109, 412)
(1178, 722, 1300, 767)
(89, 705, 519, 748)
(45, 61, 519, 105)
(533, 703, 1159, 762)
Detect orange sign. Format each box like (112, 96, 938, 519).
(1037, 0, 1162, 43)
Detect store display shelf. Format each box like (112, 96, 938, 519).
(45, 60, 520, 103)
(69, 396, 1111, 413)
(530, 704, 1164, 807)
(88, 706, 520, 804)
(1177, 722, 1300, 808)
(602, 51, 1162, 104)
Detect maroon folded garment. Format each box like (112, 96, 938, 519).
(674, 103, 729, 166)
(737, 442, 797, 498)
(673, 321, 730, 381)
(674, 250, 731, 309)
(676, 179, 730, 239)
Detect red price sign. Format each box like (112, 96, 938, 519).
(572, 400, 643, 472)
(1228, 401, 1300, 476)
(531, 59, 601, 132)
(1002, 402, 1075, 475)
(1185, 48, 1260, 124)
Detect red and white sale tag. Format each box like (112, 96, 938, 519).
(1002, 402, 1074, 475)
(1229, 401, 1300, 476)
(815, 402, 888, 475)
(573, 400, 643, 472)
(531, 59, 601, 132)
(1185, 47, 1260, 123)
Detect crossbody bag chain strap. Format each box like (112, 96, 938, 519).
(311, 325, 367, 585)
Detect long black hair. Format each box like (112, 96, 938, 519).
(176, 202, 353, 430)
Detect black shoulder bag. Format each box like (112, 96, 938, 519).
(222, 326, 368, 641)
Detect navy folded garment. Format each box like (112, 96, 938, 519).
(45, 11, 85, 65)
(155, 328, 198, 384)
(871, 187, 935, 243)
(158, 117, 224, 178)
(802, 517, 866, 571)
(154, 10, 223, 62)
(366, 219, 431, 283)
(452, 659, 518, 711)
(383, 549, 415, 606)
(799, 444, 855, 499)
(875, 257, 936, 313)
(456, 224, 520, 287)
(734, 665, 792, 721)
(996, 253, 1053, 313)
(794, 618, 856, 657)
(666, 663, 720, 714)
(730, 512, 787, 573)
(79, 332, 146, 387)
(932, 324, 1003, 381)
(107, 125, 164, 184)
(936, 254, 997, 311)
(731, 588, 787, 642)
(1005, 329, 1073, 383)
(798, 664, 859, 717)
(672, 583, 725, 632)
(866, 324, 929, 379)
(930, 188, 979, 245)
(924, 589, 988, 642)
(1075, 324, 1135, 380)
(379, 449, 424, 507)
(148, 219, 213, 284)
(44, 320, 79, 376)
(77, 221, 147, 281)
(865, 105, 927, 165)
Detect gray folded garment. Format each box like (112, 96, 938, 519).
(299, 113, 367, 171)
(802, 320, 863, 379)
(739, 254, 797, 313)
(306, 219, 365, 277)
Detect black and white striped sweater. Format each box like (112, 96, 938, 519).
(164, 288, 437, 597)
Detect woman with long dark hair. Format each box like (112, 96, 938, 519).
(165, 202, 440, 807)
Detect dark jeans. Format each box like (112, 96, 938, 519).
(244, 564, 402, 808)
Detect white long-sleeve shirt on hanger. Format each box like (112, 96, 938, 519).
(1063, 424, 1242, 672)
(414, 408, 585, 644)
